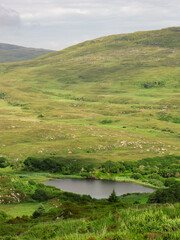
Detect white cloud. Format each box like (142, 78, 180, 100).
(0, 0, 179, 49)
(20, 7, 89, 23)
(1, 0, 180, 24)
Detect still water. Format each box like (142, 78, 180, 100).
(44, 178, 154, 199)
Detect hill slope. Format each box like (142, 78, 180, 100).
(0, 27, 179, 163)
(0, 43, 53, 63)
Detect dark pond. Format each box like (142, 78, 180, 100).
(44, 178, 154, 199)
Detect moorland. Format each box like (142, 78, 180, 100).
(0, 27, 180, 240)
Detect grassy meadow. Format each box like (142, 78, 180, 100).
(0, 27, 179, 164)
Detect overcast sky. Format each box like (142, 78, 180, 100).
(0, 0, 179, 50)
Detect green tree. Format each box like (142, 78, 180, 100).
(148, 182, 180, 203)
(108, 189, 118, 202)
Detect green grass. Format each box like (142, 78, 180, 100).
(0, 202, 180, 239)
(0, 202, 50, 217)
(118, 193, 150, 204)
(0, 27, 179, 164)
(0, 27, 180, 240)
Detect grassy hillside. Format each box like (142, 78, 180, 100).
(0, 43, 53, 63)
(0, 27, 180, 163)
(0, 202, 179, 239)
(0, 169, 179, 240)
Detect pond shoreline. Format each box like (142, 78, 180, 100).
(12, 170, 158, 189)
(43, 177, 154, 199)
(44, 173, 158, 189)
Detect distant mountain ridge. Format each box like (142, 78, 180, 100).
(0, 43, 53, 63)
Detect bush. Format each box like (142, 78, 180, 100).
(131, 173, 142, 179)
(60, 191, 92, 202)
(100, 119, 113, 124)
(78, 221, 93, 233)
(142, 81, 165, 89)
(32, 188, 53, 202)
(0, 210, 8, 221)
(24, 157, 42, 171)
(28, 180, 36, 185)
(32, 204, 45, 218)
(148, 182, 180, 203)
(148, 173, 161, 179)
(164, 178, 176, 187)
(148, 179, 164, 187)
(0, 157, 9, 168)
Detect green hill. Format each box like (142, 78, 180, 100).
(0, 27, 179, 163)
(0, 43, 53, 63)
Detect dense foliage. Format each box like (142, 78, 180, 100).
(24, 156, 84, 174)
(148, 182, 180, 203)
(0, 153, 180, 239)
(23, 155, 180, 188)
(0, 201, 180, 240)
(0, 174, 92, 204)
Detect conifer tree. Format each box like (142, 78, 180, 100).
(108, 189, 118, 202)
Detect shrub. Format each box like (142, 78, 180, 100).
(32, 188, 52, 202)
(131, 173, 142, 179)
(148, 182, 180, 203)
(0, 210, 8, 221)
(37, 114, 44, 118)
(24, 157, 42, 171)
(158, 113, 180, 124)
(164, 178, 176, 187)
(142, 81, 165, 89)
(60, 191, 92, 202)
(78, 221, 93, 233)
(0, 92, 6, 99)
(0, 157, 9, 168)
(32, 204, 45, 218)
(148, 179, 164, 187)
(148, 173, 161, 179)
(28, 180, 36, 185)
(100, 119, 113, 124)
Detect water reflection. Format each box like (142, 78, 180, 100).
(44, 178, 154, 199)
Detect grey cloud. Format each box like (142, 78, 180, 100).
(1, 1, 180, 23)
(0, 4, 21, 26)
(0, 0, 179, 50)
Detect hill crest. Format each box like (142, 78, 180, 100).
(0, 27, 179, 162)
(0, 43, 53, 63)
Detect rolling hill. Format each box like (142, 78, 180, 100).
(0, 27, 179, 163)
(0, 43, 53, 63)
